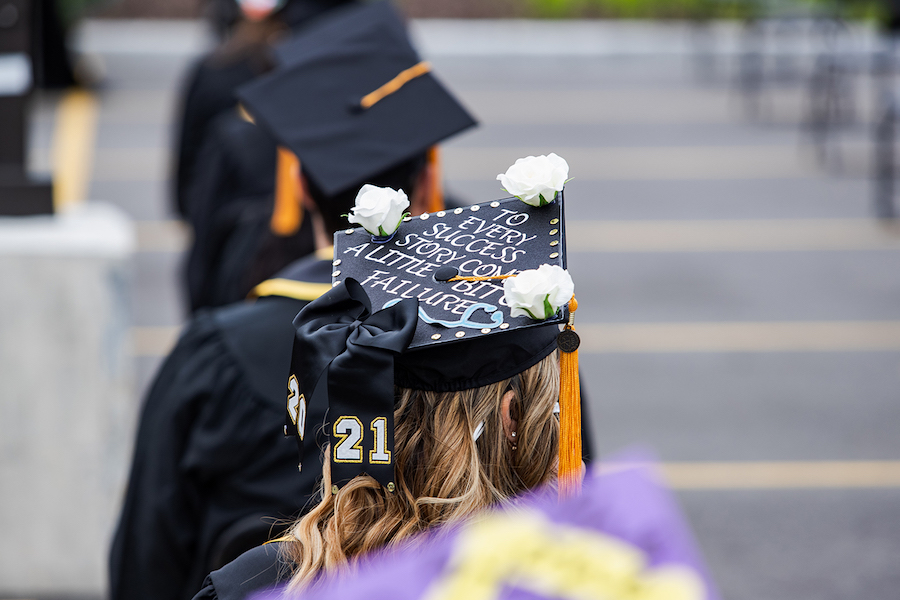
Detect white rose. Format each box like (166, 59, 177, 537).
(347, 184, 410, 237)
(497, 153, 569, 207)
(503, 264, 574, 320)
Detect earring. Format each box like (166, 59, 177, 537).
(511, 431, 517, 452)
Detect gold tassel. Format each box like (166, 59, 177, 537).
(558, 297, 582, 499)
(425, 146, 445, 213)
(271, 147, 304, 236)
(360, 61, 432, 110)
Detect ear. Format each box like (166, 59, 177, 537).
(407, 161, 436, 216)
(500, 390, 518, 443)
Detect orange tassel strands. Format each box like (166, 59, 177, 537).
(271, 147, 304, 236)
(557, 297, 582, 499)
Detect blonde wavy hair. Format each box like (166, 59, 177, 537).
(281, 351, 560, 591)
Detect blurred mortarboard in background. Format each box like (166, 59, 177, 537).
(236, 0, 476, 197)
(272, 1, 407, 66)
(234, 0, 358, 25)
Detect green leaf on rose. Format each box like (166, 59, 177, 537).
(542, 294, 554, 320)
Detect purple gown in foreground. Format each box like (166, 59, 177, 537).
(254, 453, 721, 600)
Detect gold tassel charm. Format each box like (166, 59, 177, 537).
(557, 297, 582, 499)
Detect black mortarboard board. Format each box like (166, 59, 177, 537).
(236, 1, 477, 197)
(276, 0, 359, 31)
(288, 191, 581, 492)
(332, 194, 569, 391)
(272, 1, 405, 67)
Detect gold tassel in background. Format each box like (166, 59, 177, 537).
(271, 147, 304, 236)
(558, 297, 582, 499)
(425, 146, 444, 213)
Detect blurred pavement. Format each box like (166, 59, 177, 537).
(24, 18, 900, 600)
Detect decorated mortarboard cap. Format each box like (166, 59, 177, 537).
(334, 193, 569, 390)
(286, 155, 582, 496)
(236, 2, 476, 197)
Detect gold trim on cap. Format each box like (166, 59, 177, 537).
(250, 279, 333, 301)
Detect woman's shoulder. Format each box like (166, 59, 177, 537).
(193, 542, 293, 600)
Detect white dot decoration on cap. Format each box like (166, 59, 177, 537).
(455, 331, 465, 338)
(420, 213, 430, 220)
(437, 211, 446, 217)
(333, 259, 342, 266)
(431, 333, 441, 340)
(345, 229, 354, 234)
(490, 201, 500, 208)
(470, 205, 480, 211)
(454, 207, 463, 214)
(332, 270, 341, 277)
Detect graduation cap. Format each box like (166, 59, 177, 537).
(286, 189, 583, 497)
(235, 0, 476, 198)
(272, 1, 408, 67)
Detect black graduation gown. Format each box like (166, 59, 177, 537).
(188, 197, 317, 313)
(109, 254, 333, 600)
(173, 0, 359, 217)
(174, 53, 270, 218)
(192, 542, 292, 600)
(184, 110, 279, 248)
(183, 111, 281, 312)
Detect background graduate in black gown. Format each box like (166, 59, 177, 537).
(175, 0, 359, 313)
(109, 5, 477, 599)
(173, 0, 356, 218)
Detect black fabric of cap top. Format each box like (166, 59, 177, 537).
(276, 0, 359, 31)
(332, 193, 569, 391)
(273, 1, 405, 67)
(236, 2, 477, 197)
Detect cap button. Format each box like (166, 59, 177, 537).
(434, 266, 459, 282)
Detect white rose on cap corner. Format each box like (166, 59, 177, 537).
(503, 264, 575, 321)
(497, 153, 569, 207)
(347, 184, 410, 238)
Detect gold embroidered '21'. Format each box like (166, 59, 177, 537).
(333, 415, 392, 464)
(287, 375, 306, 440)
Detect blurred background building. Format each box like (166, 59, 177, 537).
(2, 0, 899, 598)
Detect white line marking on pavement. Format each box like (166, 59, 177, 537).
(649, 461, 900, 490)
(568, 219, 900, 252)
(579, 321, 900, 353)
